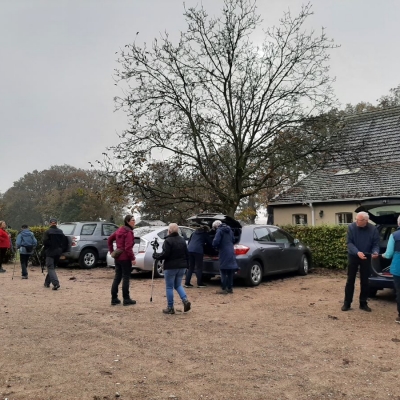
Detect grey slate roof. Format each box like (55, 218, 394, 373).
(272, 106, 400, 204)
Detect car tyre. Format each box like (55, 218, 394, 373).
(298, 255, 309, 276)
(368, 288, 378, 298)
(153, 260, 164, 278)
(245, 261, 263, 286)
(79, 248, 98, 269)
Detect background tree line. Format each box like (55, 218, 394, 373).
(0, 165, 128, 229)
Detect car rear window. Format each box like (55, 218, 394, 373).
(80, 224, 97, 235)
(253, 227, 272, 241)
(58, 224, 76, 235)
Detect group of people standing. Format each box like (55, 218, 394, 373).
(0, 218, 68, 289)
(108, 216, 238, 314)
(343, 211, 400, 324)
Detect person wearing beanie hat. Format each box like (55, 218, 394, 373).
(42, 218, 68, 290)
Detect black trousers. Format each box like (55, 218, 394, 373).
(186, 252, 204, 285)
(0, 248, 7, 269)
(344, 255, 370, 305)
(111, 260, 132, 300)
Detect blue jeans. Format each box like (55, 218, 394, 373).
(164, 269, 187, 308)
(220, 269, 234, 290)
(393, 275, 400, 316)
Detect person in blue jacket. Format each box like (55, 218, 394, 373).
(342, 212, 379, 312)
(382, 215, 400, 323)
(185, 225, 212, 288)
(212, 220, 237, 294)
(16, 224, 38, 279)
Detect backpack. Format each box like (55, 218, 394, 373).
(21, 233, 35, 253)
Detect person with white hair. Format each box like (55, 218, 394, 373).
(342, 211, 380, 312)
(382, 215, 400, 323)
(212, 220, 238, 294)
(153, 223, 191, 314)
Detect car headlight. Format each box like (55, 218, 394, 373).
(138, 238, 149, 253)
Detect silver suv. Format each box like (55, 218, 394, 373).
(58, 221, 118, 268)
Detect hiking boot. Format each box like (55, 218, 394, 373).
(227, 288, 233, 294)
(396, 315, 400, 324)
(162, 307, 175, 314)
(341, 303, 350, 311)
(0, 268, 6, 273)
(197, 283, 207, 288)
(111, 298, 121, 306)
(22, 276, 28, 279)
(44, 282, 50, 288)
(183, 299, 191, 312)
(359, 303, 372, 312)
(123, 299, 136, 306)
(52, 284, 60, 291)
(184, 283, 194, 288)
(216, 289, 228, 295)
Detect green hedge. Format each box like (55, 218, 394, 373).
(3, 227, 48, 265)
(280, 225, 348, 269)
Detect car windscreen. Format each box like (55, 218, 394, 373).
(58, 224, 76, 235)
(134, 227, 159, 237)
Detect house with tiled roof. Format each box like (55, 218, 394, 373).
(270, 106, 400, 226)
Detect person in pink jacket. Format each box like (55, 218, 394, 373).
(0, 220, 11, 273)
(108, 215, 137, 306)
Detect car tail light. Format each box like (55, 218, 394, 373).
(71, 236, 80, 247)
(234, 244, 250, 255)
(138, 238, 149, 253)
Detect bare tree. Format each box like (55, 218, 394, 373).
(103, 0, 340, 216)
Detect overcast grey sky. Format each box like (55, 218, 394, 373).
(1, 0, 399, 194)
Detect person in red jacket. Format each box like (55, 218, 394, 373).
(108, 215, 137, 306)
(0, 220, 11, 273)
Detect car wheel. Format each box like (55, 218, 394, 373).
(298, 255, 309, 276)
(368, 288, 378, 298)
(245, 261, 263, 286)
(79, 248, 98, 269)
(153, 260, 164, 278)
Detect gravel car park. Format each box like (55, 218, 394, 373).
(106, 225, 194, 277)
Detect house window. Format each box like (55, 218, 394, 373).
(293, 214, 308, 225)
(336, 213, 353, 225)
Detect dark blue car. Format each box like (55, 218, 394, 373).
(187, 213, 312, 286)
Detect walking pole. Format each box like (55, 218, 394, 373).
(150, 238, 159, 302)
(11, 249, 18, 280)
(34, 248, 45, 275)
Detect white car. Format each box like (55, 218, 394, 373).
(106, 225, 194, 277)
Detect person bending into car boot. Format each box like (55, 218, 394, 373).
(212, 220, 238, 295)
(108, 215, 137, 306)
(42, 218, 68, 290)
(185, 225, 212, 288)
(153, 223, 191, 314)
(342, 211, 379, 312)
(382, 215, 400, 323)
(16, 224, 37, 279)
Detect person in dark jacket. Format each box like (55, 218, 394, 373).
(212, 220, 238, 294)
(342, 211, 379, 312)
(108, 215, 137, 306)
(185, 225, 212, 288)
(16, 224, 38, 279)
(42, 218, 68, 290)
(153, 223, 191, 314)
(0, 220, 11, 272)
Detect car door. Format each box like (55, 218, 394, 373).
(100, 223, 118, 259)
(252, 226, 282, 274)
(268, 227, 300, 272)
